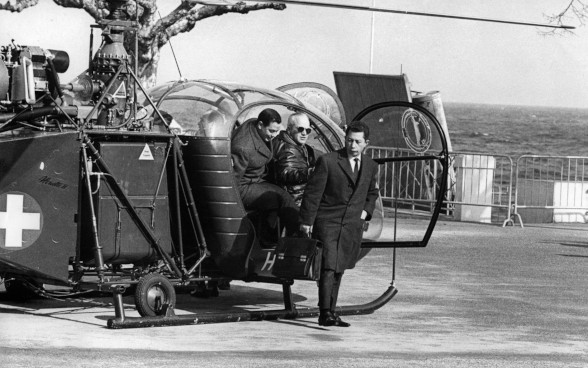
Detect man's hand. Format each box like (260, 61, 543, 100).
(300, 224, 312, 238)
(360, 210, 368, 220)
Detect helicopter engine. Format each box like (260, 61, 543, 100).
(0, 44, 79, 127)
(0, 44, 69, 105)
(0, 0, 138, 130)
(62, 22, 135, 128)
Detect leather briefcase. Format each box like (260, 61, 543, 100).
(272, 237, 322, 281)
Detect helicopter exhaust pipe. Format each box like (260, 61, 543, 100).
(0, 105, 78, 124)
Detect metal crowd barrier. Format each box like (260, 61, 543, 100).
(367, 147, 516, 226)
(514, 155, 588, 227)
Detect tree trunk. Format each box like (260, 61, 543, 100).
(124, 30, 161, 89)
(138, 47, 160, 89)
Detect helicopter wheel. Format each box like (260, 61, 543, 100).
(134, 273, 176, 317)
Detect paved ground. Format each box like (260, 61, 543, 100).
(1, 218, 588, 367)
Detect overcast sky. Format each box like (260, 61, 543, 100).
(1, 0, 587, 108)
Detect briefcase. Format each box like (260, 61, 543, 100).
(272, 237, 322, 281)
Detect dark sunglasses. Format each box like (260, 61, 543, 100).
(296, 127, 312, 134)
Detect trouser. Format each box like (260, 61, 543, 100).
(240, 181, 299, 234)
(319, 269, 344, 312)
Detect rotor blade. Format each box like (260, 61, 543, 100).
(188, 0, 235, 5)
(245, 0, 575, 30)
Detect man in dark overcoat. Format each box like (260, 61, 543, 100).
(299, 121, 379, 327)
(231, 108, 299, 236)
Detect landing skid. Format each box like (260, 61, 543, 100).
(107, 283, 398, 329)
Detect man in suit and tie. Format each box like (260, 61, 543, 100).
(299, 121, 379, 327)
(231, 108, 299, 236)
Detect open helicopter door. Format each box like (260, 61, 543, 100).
(354, 101, 450, 248)
(333, 72, 412, 122)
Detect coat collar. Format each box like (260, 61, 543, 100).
(247, 120, 272, 159)
(278, 130, 296, 145)
(337, 148, 369, 187)
(277, 130, 309, 156)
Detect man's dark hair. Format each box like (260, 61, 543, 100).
(258, 108, 282, 126)
(345, 120, 370, 140)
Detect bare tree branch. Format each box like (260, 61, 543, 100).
(51, 0, 107, 20)
(0, 0, 287, 86)
(543, 0, 588, 35)
(149, 2, 286, 43)
(0, 0, 40, 12)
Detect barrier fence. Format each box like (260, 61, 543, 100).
(367, 148, 588, 226)
(368, 147, 514, 226)
(514, 155, 588, 225)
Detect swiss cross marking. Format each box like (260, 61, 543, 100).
(0, 194, 41, 248)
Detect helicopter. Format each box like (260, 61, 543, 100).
(0, 0, 570, 329)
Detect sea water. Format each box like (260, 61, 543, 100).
(444, 103, 588, 158)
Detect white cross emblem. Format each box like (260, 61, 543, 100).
(0, 194, 41, 248)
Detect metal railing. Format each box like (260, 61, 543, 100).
(514, 155, 588, 226)
(368, 147, 515, 226)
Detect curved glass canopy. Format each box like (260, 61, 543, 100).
(142, 80, 343, 147)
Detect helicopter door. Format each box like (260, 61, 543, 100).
(352, 101, 450, 248)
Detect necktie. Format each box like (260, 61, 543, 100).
(353, 158, 359, 183)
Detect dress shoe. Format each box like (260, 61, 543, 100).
(333, 315, 350, 327)
(318, 311, 337, 326)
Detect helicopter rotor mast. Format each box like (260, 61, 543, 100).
(190, 0, 575, 30)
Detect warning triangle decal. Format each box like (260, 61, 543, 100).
(139, 144, 154, 161)
(113, 82, 127, 99)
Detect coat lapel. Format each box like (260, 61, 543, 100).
(349, 153, 373, 197)
(354, 153, 370, 188)
(250, 122, 272, 159)
(337, 150, 355, 183)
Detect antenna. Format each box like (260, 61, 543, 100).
(369, 0, 375, 74)
(158, 11, 183, 79)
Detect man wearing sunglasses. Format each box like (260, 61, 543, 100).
(272, 112, 317, 206)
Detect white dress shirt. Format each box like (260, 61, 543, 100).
(349, 156, 361, 173)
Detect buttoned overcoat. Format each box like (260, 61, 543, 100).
(231, 120, 272, 200)
(299, 148, 379, 272)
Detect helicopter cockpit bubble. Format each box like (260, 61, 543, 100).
(142, 81, 240, 137)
